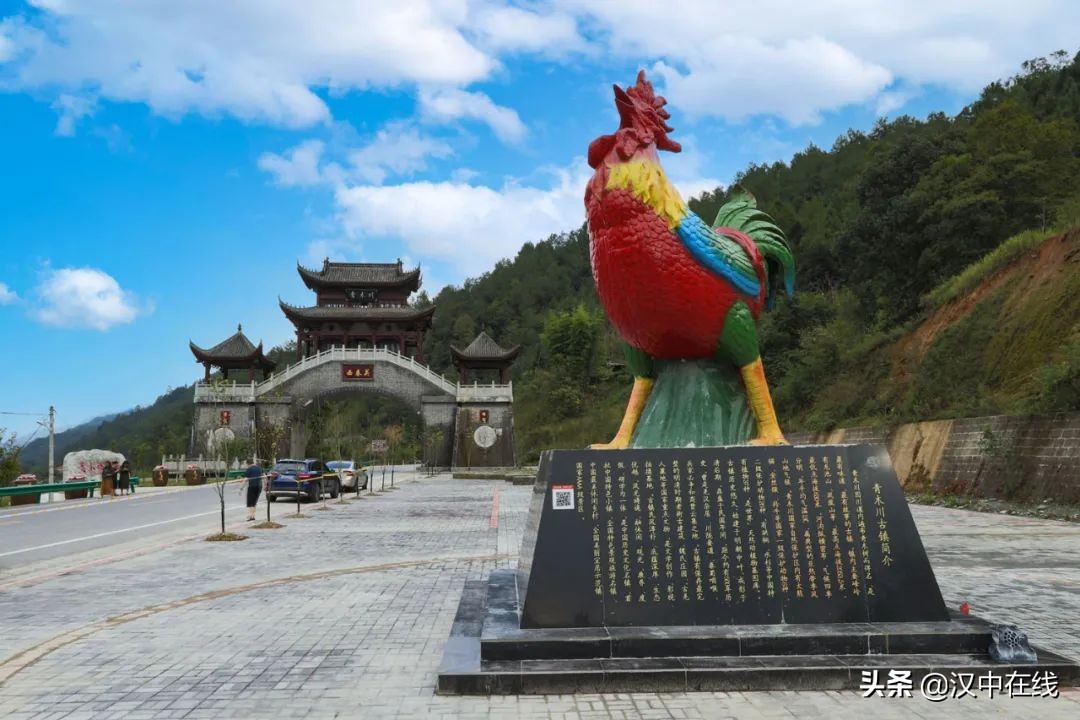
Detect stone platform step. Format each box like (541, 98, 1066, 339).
(480, 570, 993, 662)
(436, 572, 1080, 695)
(442, 649, 1080, 694)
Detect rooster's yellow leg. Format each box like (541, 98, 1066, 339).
(591, 376, 654, 450)
(739, 358, 787, 445)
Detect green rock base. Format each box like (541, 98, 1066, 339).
(630, 360, 754, 448)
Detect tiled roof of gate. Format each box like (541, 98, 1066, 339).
(297, 259, 421, 289)
(279, 299, 436, 323)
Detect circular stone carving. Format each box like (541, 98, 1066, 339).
(473, 425, 497, 449)
(209, 426, 236, 452)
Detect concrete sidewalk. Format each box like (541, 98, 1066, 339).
(0, 471, 1078, 719)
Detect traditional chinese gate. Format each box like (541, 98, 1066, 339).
(191, 347, 515, 467)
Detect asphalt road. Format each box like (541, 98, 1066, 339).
(0, 482, 254, 571)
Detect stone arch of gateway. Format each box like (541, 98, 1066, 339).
(188, 259, 517, 467)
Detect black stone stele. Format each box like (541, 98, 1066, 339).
(436, 445, 1080, 694)
(522, 445, 947, 628)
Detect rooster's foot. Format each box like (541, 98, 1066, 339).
(591, 376, 653, 451)
(590, 436, 631, 450)
(750, 433, 788, 446)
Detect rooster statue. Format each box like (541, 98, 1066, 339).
(586, 71, 794, 448)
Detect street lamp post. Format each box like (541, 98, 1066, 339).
(47, 406, 55, 487)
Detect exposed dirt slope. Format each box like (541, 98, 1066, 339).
(883, 229, 1080, 408)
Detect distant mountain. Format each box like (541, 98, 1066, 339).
(58, 412, 120, 434)
(20, 412, 116, 467)
(20, 386, 195, 476)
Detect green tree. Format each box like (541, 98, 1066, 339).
(0, 429, 21, 487)
(451, 314, 477, 346)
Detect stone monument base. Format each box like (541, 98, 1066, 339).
(438, 445, 1080, 694)
(437, 569, 1079, 694)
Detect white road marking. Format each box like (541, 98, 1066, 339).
(0, 506, 247, 558)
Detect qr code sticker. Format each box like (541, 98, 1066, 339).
(552, 486, 574, 510)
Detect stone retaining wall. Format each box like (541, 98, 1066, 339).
(788, 412, 1080, 504)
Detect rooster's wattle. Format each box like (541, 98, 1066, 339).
(585, 71, 795, 447)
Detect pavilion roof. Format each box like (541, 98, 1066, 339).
(451, 331, 521, 364)
(297, 259, 421, 290)
(189, 325, 275, 369)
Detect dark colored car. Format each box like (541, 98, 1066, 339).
(266, 458, 340, 502)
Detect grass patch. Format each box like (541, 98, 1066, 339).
(285, 512, 308, 519)
(205, 532, 248, 541)
(921, 227, 1058, 309)
(251, 521, 284, 529)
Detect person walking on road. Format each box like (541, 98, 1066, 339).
(244, 458, 263, 521)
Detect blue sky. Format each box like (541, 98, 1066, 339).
(1, 0, 1077, 441)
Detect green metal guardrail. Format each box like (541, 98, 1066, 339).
(0, 480, 102, 498)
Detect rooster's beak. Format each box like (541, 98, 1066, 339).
(613, 84, 633, 127)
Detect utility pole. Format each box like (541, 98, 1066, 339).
(48, 406, 55, 486)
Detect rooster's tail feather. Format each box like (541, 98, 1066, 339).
(713, 187, 794, 309)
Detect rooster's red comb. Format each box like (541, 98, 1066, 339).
(611, 70, 680, 153)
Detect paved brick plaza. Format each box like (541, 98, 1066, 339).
(1, 472, 1078, 719)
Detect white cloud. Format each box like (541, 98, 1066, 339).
(334, 164, 588, 277)
(559, 0, 1080, 124)
(471, 5, 581, 54)
(347, 124, 454, 184)
(1, 0, 497, 131)
(32, 267, 149, 330)
(4, 1, 1074, 133)
(257, 139, 327, 188)
(652, 37, 892, 125)
(0, 22, 14, 62)
(50, 93, 95, 136)
(418, 87, 527, 143)
(0, 282, 17, 304)
(331, 158, 720, 279)
(258, 124, 454, 187)
(875, 85, 921, 117)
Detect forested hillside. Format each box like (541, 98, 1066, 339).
(15, 51, 1080, 474)
(421, 51, 1080, 458)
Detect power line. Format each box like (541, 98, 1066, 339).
(0, 411, 47, 417)
(16, 426, 42, 452)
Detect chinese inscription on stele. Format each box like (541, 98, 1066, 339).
(520, 445, 948, 629)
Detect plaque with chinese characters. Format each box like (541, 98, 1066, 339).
(342, 364, 374, 381)
(520, 445, 948, 629)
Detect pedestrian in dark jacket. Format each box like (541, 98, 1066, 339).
(117, 461, 131, 495)
(245, 459, 263, 521)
